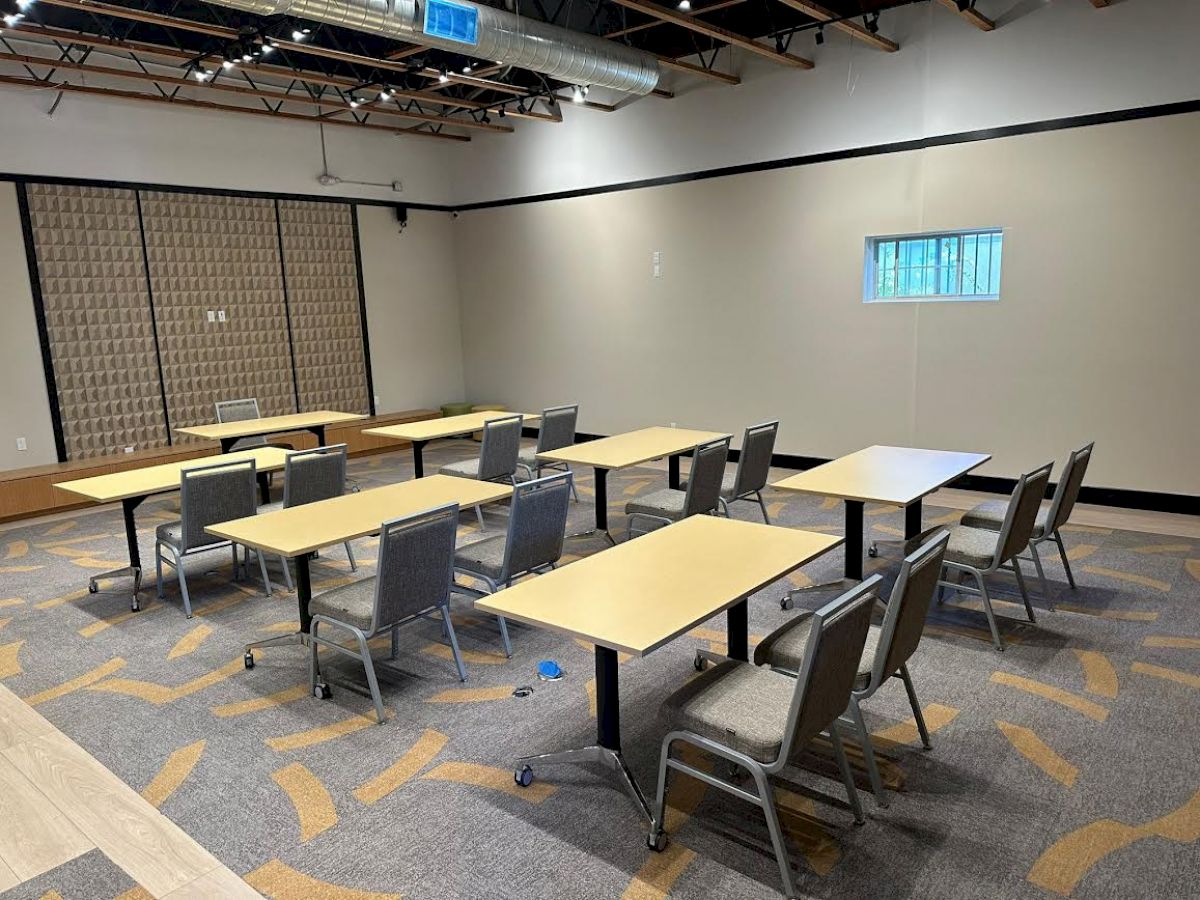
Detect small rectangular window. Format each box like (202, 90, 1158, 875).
(864, 229, 1003, 302)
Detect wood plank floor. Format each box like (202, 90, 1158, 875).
(0, 684, 260, 899)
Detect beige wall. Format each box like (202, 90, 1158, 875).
(0, 183, 57, 470)
(455, 113, 1200, 496)
(357, 207, 465, 413)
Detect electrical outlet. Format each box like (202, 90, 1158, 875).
(652, 250, 663, 279)
(374, 394, 381, 407)
(217, 309, 227, 322)
(15, 437, 27, 451)
(124, 445, 135, 454)
(206, 310, 216, 323)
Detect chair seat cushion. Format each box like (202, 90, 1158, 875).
(309, 577, 377, 632)
(960, 500, 1049, 538)
(455, 535, 507, 581)
(440, 459, 481, 479)
(156, 521, 223, 551)
(944, 524, 1000, 570)
(678, 472, 737, 499)
(625, 488, 686, 519)
(662, 660, 796, 763)
(753, 614, 880, 687)
(517, 449, 539, 468)
(257, 500, 284, 514)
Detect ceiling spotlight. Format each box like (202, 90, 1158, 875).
(438, 69, 449, 83)
(221, 59, 236, 70)
(462, 63, 472, 74)
(349, 95, 361, 108)
(379, 88, 393, 100)
(261, 44, 275, 55)
(193, 68, 212, 82)
(481, 112, 490, 124)
(241, 53, 253, 62)
(815, 25, 824, 45)
(291, 28, 309, 41)
(865, 12, 880, 34)
(2, 13, 24, 26)
(677, 0, 691, 9)
(516, 100, 527, 114)
(497, 107, 506, 118)
(955, 0, 973, 10)
(571, 84, 584, 103)
(16, 0, 35, 11)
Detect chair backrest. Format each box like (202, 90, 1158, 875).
(776, 576, 881, 769)
(179, 459, 259, 550)
(215, 398, 265, 449)
(284, 445, 347, 509)
(536, 404, 579, 454)
(682, 437, 731, 517)
(478, 414, 523, 482)
(502, 472, 573, 578)
(371, 504, 459, 632)
(731, 420, 779, 497)
(1045, 442, 1094, 534)
(872, 531, 950, 687)
(995, 462, 1055, 564)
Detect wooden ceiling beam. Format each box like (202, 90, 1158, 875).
(656, 54, 740, 85)
(0, 72, 470, 140)
(0, 49, 511, 132)
(607, 0, 813, 67)
(774, 1, 899, 52)
(935, 0, 996, 31)
(605, 0, 747, 39)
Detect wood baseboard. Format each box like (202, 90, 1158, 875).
(0, 409, 438, 523)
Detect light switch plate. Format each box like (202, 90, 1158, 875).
(206, 310, 216, 323)
(15, 437, 27, 451)
(217, 309, 227, 322)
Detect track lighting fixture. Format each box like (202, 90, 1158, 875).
(348, 94, 360, 108)
(221, 59, 235, 70)
(291, 27, 311, 41)
(481, 112, 490, 124)
(516, 100, 527, 114)
(261, 44, 275, 55)
(379, 87, 393, 100)
(462, 62, 472, 73)
(438, 68, 449, 83)
(2, 13, 24, 26)
(677, 0, 691, 10)
(815, 25, 824, 46)
(193, 67, 212, 82)
(864, 12, 880, 34)
(571, 84, 584, 103)
(16, 0, 35, 10)
(955, 0, 974, 10)
(498, 107, 506, 118)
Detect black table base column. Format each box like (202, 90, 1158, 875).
(595, 467, 608, 531)
(309, 425, 327, 447)
(87, 495, 145, 612)
(513, 644, 652, 826)
(220, 437, 237, 454)
(844, 500, 865, 581)
(905, 498, 923, 541)
(668, 454, 681, 490)
(257, 472, 271, 505)
(412, 440, 427, 479)
(727, 600, 748, 662)
(245, 552, 314, 667)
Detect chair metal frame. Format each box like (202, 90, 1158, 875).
(155, 458, 271, 618)
(626, 436, 731, 539)
(445, 413, 523, 531)
(308, 504, 464, 724)
(520, 404, 580, 502)
(724, 420, 780, 523)
(451, 471, 573, 657)
(648, 578, 882, 900)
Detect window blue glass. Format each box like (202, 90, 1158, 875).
(864, 229, 1003, 302)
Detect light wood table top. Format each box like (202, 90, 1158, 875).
(773, 445, 992, 506)
(538, 426, 731, 470)
(54, 447, 291, 504)
(362, 411, 540, 443)
(476, 516, 841, 657)
(175, 410, 365, 442)
(206, 474, 512, 558)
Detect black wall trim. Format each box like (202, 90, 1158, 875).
(273, 199, 303, 414)
(573, 433, 1198, 517)
(14, 183, 67, 464)
(133, 190, 173, 446)
(350, 205, 377, 417)
(453, 98, 1200, 212)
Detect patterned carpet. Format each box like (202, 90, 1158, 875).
(0, 441, 1197, 900)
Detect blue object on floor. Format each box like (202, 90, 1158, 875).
(537, 660, 563, 680)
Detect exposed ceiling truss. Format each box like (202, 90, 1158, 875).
(0, 0, 1008, 142)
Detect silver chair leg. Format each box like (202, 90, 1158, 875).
(974, 571, 1003, 651)
(497, 615, 513, 658)
(474, 505, 485, 531)
(254, 548, 273, 598)
(344, 541, 357, 572)
(751, 765, 799, 900)
(650, 737, 674, 842)
(1054, 530, 1076, 589)
(1028, 540, 1052, 611)
(351, 628, 386, 725)
(279, 554, 295, 592)
(1012, 557, 1034, 623)
(176, 550, 193, 619)
(756, 491, 771, 524)
(390, 625, 399, 660)
(566, 464, 579, 501)
(308, 619, 322, 693)
(898, 664, 932, 750)
(847, 698, 887, 808)
(156, 543, 164, 599)
(442, 603, 468, 682)
(231, 544, 240, 580)
(717, 497, 730, 518)
(828, 720, 865, 824)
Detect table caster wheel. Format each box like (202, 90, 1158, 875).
(514, 765, 534, 788)
(130, 598, 140, 612)
(88, 581, 99, 594)
(243, 652, 255, 670)
(693, 652, 707, 672)
(780, 595, 793, 610)
(868, 544, 879, 558)
(313, 682, 332, 699)
(647, 830, 668, 852)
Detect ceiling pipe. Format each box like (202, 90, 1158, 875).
(204, 0, 661, 95)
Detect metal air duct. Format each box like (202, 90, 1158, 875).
(206, 0, 660, 95)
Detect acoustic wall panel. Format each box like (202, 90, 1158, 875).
(277, 200, 371, 414)
(140, 192, 296, 436)
(25, 184, 169, 459)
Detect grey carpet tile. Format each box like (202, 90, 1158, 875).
(0, 440, 1197, 899)
(0, 849, 138, 900)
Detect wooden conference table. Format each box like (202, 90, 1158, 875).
(537, 426, 731, 537)
(207, 475, 513, 665)
(773, 445, 990, 582)
(177, 410, 365, 454)
(54, 446, 291, 611)
(363, 410, 540, 479)
(477, 515, 841, 824)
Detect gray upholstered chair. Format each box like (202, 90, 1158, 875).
(624, 437, 731, 539)
(452, 471, 573, 656)
(649, 578, 881, 899)
(440, 413, 524, 529)
(259, 444, 357, 593)
(155, 458, 271, 618)
(307, 503, 463, 724)
(934, 462, 1054, 651)
(958, 442, 1093, 607)
(214, 398, 294, 453)
(518, 404, 579, 501)
(755, 531, 949, 808)
(681, 420, 778, 522)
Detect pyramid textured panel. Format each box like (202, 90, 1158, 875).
(140, 191, 297, 438)
(26, 183, 169, 460)
(278, 200, 370, 415)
